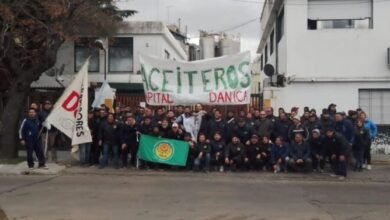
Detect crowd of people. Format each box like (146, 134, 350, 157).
(19, 101, 378, 179)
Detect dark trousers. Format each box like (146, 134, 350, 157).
(129, 143, 139, 167)
(212, 153, 225, 167)
(25, 140, 45, 168)
(312, 155, 325, 170)
(288, 158, 312, 172)
(363, 140, 372, 165)
(331, 156, 347, 177)
(353, 146, 364, 169)
(121, 146, 129, 167)
(91, 140, 101, 165)
(246, 157, 269, 170)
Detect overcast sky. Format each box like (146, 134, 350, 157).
(116, 0, 262, 56)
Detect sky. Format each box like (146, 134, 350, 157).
(115, 0, 262, 57)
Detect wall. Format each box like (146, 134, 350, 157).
(285, 0, 390, 78)
(266, 81, 390, 113)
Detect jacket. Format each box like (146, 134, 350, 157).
(99, 121, 120, 145)
(210, 139, 226, 154)
(353, 126, 371, 149)
(364, 119, 377, 140)
(254, 118, 273, 138)
(271, 144, 288, 164)
(246, 143, 262, 159)
(225, 142, 246, 158)
(197, 141, 211, 154)
(121, 123, 139, 145)
(323, 133, 349, 156)
(206, 119, 227, 140)
(19, 117, 41, 142)
(289, 141, 311, 160)
(308, 136, 325, 156)
(272, 118, 292, 142)
(335, 119, 354, 144)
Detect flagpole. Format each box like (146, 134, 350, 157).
(44, 129, 49, 159)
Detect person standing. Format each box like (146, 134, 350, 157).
(308, 129, 325, 172)
(38, 100, 58, 163)
(359, 112, 377, 170)
(121, 116, 139, 168)
(99, 113, 120, 169)
(353, 120, 370, 172)
(19, 108, 48, 169)
(206, 110, 227, 141)
(79, 111, 94, 166)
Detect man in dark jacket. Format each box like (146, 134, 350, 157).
(288, 133, 312, 172)
(254, 110, 273, 138)
(305, 114, 322, 134)
(194, 133, 211, 172)
(91, 108, 106, 165)
(232, 117, 253, 144)
(288, 116, 309, 142)
(308, 129, 325, 172)
(225, 135, 246, 171)
(320, 109, 335, 132)
(334, 112, 354, 146)
(272, 112, 292, 142)
(323, 127, 349, 179)
(206, 110, 227, 141)
(353, 120, 370, 171)
(121, 116, 139, 168)
(99, 113, 120, 169)
(167, 123, 184, 140)
(245, 134, 263, 171)
(19, 108, 47, 169)
(139, 116, 154, 135)
(210, 132, 226, 172)
(38, 100, 58, 163)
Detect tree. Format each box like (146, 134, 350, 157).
(0, 0, 136, 158)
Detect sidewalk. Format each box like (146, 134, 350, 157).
(0, 162, 66, 175)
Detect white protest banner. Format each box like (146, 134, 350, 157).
(139, 51, 252, 105)
(45, 60, 92, 146)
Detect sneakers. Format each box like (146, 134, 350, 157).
(28, 167, 34, 171)
(219, 166, 224, 173)
(38, 165, 49, 170)
(362, 164, 367, 169)
(367, 165, 372, 170)
(338, 176, 346, 181)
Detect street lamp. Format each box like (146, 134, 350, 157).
(94, 39, 107, 81)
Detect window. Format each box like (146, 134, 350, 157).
(307, 0, 372, 30)
(264, 45, 268, 64)
(108, 38, 133, 72)
(260, 54, 264, 71)
(74, 38, 99, 72)
(308, 18, 371, 30)
(270, 30, 274, 55)
(164, 50, 170, 59)
(276, 8, 284, 43)
(359, 89, 390, 125)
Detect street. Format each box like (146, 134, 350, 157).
(1, 167, 390, 220)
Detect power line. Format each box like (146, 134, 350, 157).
(216, 17, 260, 33)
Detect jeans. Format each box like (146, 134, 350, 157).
(25, 140, 45, 168)
(353, 147, 364, 169)
(194, 153, 211, 171)
(363, 140, 372, 165)
(79, 143, 91, 164)
(100, 143, 119, 168)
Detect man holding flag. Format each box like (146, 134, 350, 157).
(44, 59, 92, 162)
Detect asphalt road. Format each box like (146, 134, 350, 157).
(0, 170, 390, 220)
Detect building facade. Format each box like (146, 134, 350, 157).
(258, 0, 390, 125)
(31, 21, 188, 107)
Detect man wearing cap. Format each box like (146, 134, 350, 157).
(167, 123, 184, 140)
(232, 117, 253, 144)
(308, 129, 325, 172)
(323, 127, 349, 179)
(288, 133, 312, 172)
(38, 100, 58, 163)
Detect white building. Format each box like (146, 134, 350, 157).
(31, 21, 188, 105)
(258, 0, 390, 125)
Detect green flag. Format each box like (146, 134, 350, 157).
(138, 134, 189, 166)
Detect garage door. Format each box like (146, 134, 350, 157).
(359, 89, 390, 125)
